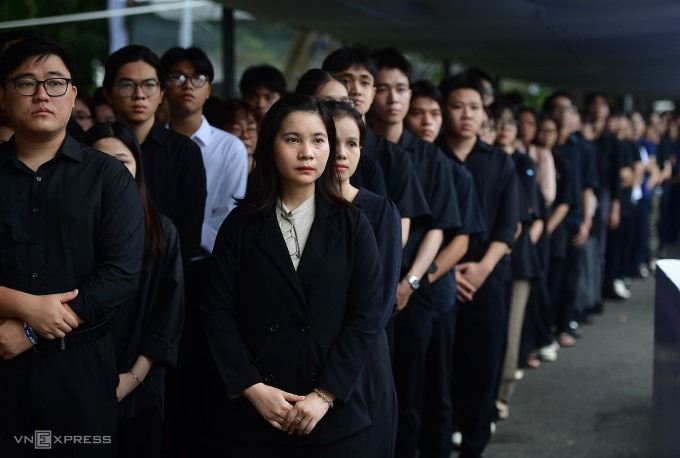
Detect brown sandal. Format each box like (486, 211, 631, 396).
(526, 354, 541, 368)
(557, 332, 576, 347)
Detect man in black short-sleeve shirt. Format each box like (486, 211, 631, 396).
(368, 48, 462, 458)
(436, 72, 519, 458)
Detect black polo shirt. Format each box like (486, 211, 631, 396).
(361, 127, 430, 221)
(437, 137, 519, 261)
(349, 153, 387, 198)
(442, 151, 485, 237)
(555, 133, 599, 230)
(0, 135, 144, 323)
(593, 129, 622, 201)
(398, 130, 462, 271)
(141, 124, 207, 266)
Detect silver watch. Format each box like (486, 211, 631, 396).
(406, 275, 420, 290)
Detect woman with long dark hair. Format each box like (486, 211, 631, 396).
(84, 122, 184, 458)
(202, 94, 384, 456)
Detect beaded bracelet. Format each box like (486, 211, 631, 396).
(23, 322, 39, 345)
(128, 370, 142, 385)
(313, 388, 334, 408)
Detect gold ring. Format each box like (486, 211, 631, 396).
(295, 416, 303, 422)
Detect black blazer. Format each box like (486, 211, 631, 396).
(202, 196, 383, 445)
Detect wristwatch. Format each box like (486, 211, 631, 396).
(406, 274, 420, 290)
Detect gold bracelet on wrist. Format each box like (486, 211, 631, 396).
(313, 388, 333, 408)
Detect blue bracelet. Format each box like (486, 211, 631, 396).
(23, 322, 39, 345)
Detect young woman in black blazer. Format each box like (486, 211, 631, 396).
(202, 95, 384, 457)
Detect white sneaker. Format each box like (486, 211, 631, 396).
(451, 431, 462, 448)
(490, 421, 496, 434)
(613, 279, 631, 299)
(515, 369, 525, 380)
(496, 400, 510, 420)
(538, 341, 559, 362)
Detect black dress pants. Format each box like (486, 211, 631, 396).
(392, 278, 434, 458)
(0, 336, 119, 458)
(451, 264, 508, 458)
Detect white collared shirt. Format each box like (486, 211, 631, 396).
(171, 115, 248, 254)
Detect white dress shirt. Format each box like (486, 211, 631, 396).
(179, 116, 248, 254)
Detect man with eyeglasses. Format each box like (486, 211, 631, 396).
(159, 46, 247, 457)
(161, 47, 247, 257)
(0, 38, 144, 456)
(103, 45, 206, 270)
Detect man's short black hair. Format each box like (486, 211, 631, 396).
(584, 91, 608, 109)
(465, 67, 497, 90)
(0, 29, 38, 53)
(0, 37, 76, 83)
(410, 79, 443, 107)
(103, 45, 164, 92)
(322, 47, 378, 79)
(239, 65, 286, 97)
(542, 90, 573, 113)
(371, 47, 413, 81)
(160, 46, 215, 83)
(438, 72, 484, 102)
(518, 106, 538, 119)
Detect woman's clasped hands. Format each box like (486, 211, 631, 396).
(243, 383, 333, 436)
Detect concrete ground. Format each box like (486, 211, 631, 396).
(480, 262, 661, 458)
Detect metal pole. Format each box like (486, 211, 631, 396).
(179, 0, 193, 47)
(221, 7, 235, 99)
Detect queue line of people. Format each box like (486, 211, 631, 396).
(0, 28, 678, 458)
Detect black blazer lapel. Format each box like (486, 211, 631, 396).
(296, 198, 342, 294)
(256, 209, 306, 302)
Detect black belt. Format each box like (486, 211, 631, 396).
(33, 320, 109, 353)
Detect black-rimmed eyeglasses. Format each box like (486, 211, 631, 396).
(6, 77, 72, 97)
(279, 212, 301, 259)
(115, 78, 160, 98)
(166, 72, 209, 88)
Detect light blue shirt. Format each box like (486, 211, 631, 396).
(180, 116, 248, 254)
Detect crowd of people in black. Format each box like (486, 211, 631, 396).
(0, 27, 678, 458)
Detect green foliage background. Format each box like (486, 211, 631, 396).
(1, 0, 108, 92)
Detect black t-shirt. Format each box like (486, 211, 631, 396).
(593, 129, 622, 200)
(555, 134, 599, 229)
(437, 137, 519, 261)
(362, 127, 430, 221)
(510, 151, 540, 279)
(349, 153, 387, 198)
(550, 152, 579, 259)
(398, 130, 461, 271)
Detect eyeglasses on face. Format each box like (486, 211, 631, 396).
(496, 120, 518, 129)
(229, 122, 258, 138)
(166, 72, 209, 88)
(480, 121, 495, 131)
(115, 78, 160, 97)
(553, 105, 576, 114)
(7, 77, 72, 97)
